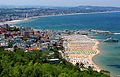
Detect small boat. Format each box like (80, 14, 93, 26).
(104, 37, 119, 43)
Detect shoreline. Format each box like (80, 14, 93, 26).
(0, 11, 120, 25)
(0, 18, 29, 25)
(91, 40, 101, 71)
(92, 41, 104, 70)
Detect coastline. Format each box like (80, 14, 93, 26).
(92, 41, 104, 70)
(0, 11, 120, 25)
(0, 9, 120, 76)
(1, 11, 119, 73)
(0, 18, 29, 25)
(91, 40, 101, 71)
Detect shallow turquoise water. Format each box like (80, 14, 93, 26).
(16, 12, 120, 76)
(94, 34, 120, 76)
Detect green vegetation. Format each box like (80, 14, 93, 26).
(0, 48, 109, 77)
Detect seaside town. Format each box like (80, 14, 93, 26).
(0, 23, 111, 73)
(1, 5, 120, 77)
(0, 0, 120, 76)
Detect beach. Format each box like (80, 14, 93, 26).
(62, 35, 101, 72)
(0, 19, 22, 25)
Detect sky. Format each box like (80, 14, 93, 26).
(0, 0, 120, 7)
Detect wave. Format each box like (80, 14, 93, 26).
(114, 33, 120, 35)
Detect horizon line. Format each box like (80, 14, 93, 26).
(0, 5, 120, 8)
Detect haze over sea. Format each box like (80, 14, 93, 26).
(16, 12, 120, 76)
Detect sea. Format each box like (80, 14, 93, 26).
(16, 12, 120, 76)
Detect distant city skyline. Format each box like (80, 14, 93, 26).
(0, 0, 120, 7)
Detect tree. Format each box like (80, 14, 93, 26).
(0, 48, 109, 77)
(58, 73, 69, 77)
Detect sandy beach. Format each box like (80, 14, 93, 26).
(91, 41, 101, 71)
(62, 35, 101, 72)
(0, 19, 23, 25)
(0, 17, 30, 25)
